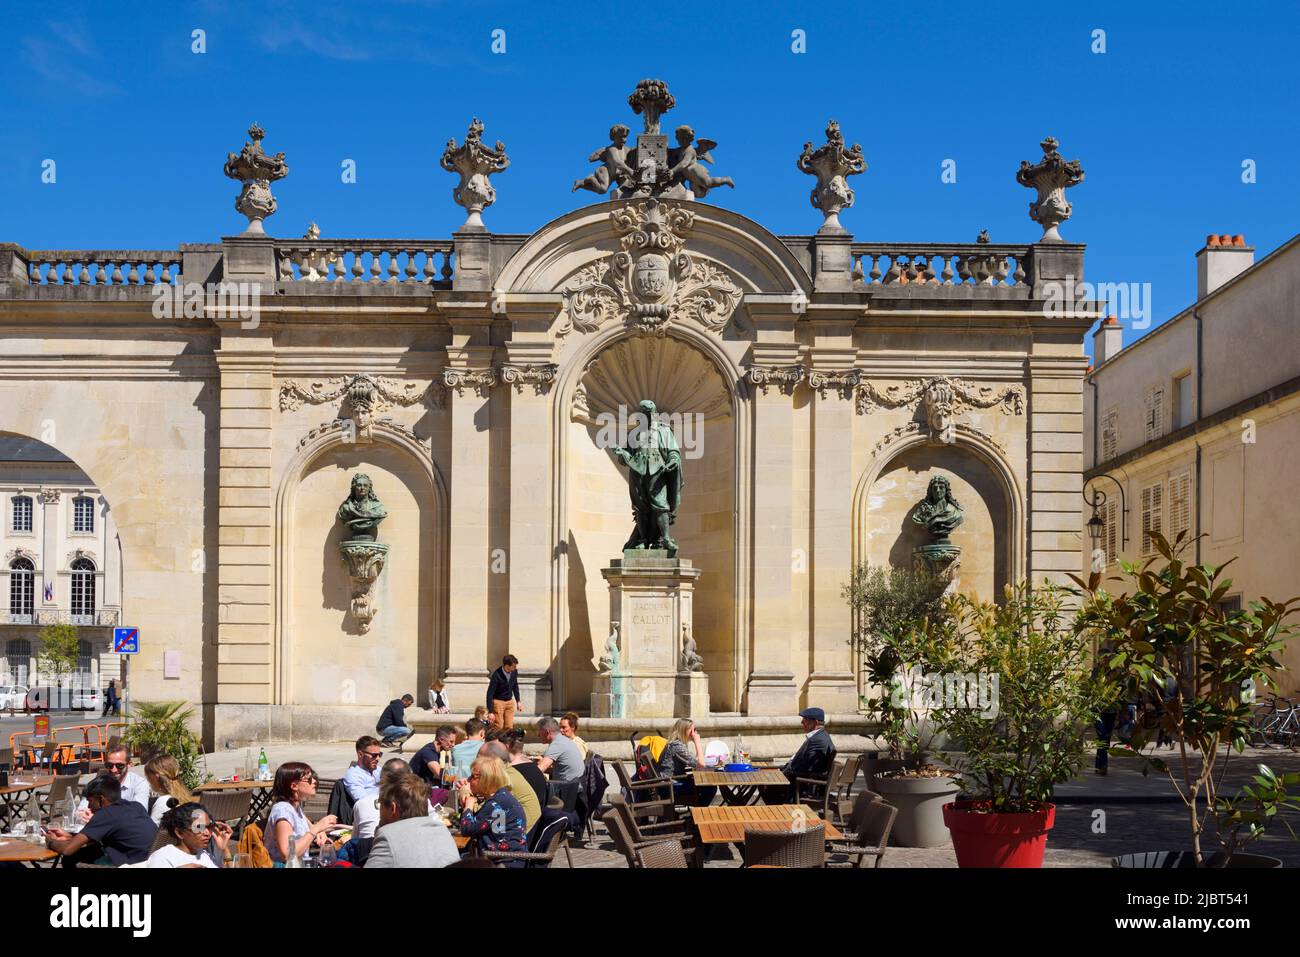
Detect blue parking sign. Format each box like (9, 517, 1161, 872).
(113, 627, 139, 654)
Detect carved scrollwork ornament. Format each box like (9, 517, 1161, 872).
(498, 363, 559, 395)
(807, 369, 863, 399)
(856, 375, 1024, 445)
(745, 365, 807, 396)
(442, 368, 499, 397)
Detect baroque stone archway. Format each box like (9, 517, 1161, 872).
(273, 424, 448, 710)
(550, 324, 750, 712)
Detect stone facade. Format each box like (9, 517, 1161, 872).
(0, 102, 1095, 745)
(1083, 233, 1300, 693)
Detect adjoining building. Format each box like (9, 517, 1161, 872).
(0, 88, 1097, 745)
(1, 436, 124, 690)
(1082, 233, 1300, 692)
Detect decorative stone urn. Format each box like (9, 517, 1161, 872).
(1015, 136, 1085, 242)
(336, 473, 389, 634)
(797, 120, 866, 233)
(440, 118, 509, 230)
(222, 123, 289, 235)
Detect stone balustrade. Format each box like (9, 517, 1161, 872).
(275, 239, 454, 286)
(25, 251, 182, 286)
(850, 243, 1032, 289)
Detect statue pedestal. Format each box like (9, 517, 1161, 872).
(592, 550, 703, 719)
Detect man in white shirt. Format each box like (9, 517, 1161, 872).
(343, 735, 384, 802)
(350, 757, 410, 838)
(76, 745, 151, 822)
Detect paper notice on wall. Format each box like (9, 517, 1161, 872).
(163, 650, 181, 679)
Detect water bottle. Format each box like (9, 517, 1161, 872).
(258, 747, 269, 781)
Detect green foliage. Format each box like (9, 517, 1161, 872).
(1073, 531, 1300, 863)
(122, 700, 208, 791)
(926, 582, 1115, 812)
(1213, 764, 1300, 864)
(844, 563, 951, 761)
(36, 623, 80, 678)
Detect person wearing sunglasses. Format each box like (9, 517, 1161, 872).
(266, 762, 337, 866)
(46, 774, 156, 867)
(148, 802, 233, 868)
(344, 735, 385, 802)
(74, 745, 151, 823)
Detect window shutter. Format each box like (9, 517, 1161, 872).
(1145, 387, 1164, 441)
(1141, 481, 1164, 555)
(1104, 499, 1119, 565)
(1101, 409, 1118, 462)
(1169, 472, 1192, 544)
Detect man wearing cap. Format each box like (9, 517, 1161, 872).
(766, 707, 836, 803)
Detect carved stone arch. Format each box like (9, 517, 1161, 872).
(273, 423, 449, 706)
(851, 427, 1025, 585)
(550, 321, 752, 710)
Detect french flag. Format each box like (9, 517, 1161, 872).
(43, 581, 54, 602)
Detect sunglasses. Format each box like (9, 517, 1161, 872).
(105, 762, 128, 771)
(361, 751, 382, 759)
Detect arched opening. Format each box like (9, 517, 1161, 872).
(0, 433, 124, 690)
(563, 333, 738, 710)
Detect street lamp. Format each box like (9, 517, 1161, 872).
(1082, 472, 1128, 557)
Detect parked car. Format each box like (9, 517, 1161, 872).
(70, 686, 101, 712)
(0, 685, 28, 711)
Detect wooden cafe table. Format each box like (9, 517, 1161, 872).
(691, 766, 789, 806)
(0, 836, 60, 867)
(690, 804, 844, 846)
(0, 775, 54, 832)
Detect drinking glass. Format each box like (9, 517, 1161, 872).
(237, 852, 253, 869)
(319, 843, 336, 867)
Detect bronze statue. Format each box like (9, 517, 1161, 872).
(612, 399, 683, 553)
(911, 474, 964, 545)
(337, 473, 387, 542)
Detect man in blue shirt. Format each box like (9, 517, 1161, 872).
(451, 718, 487, 780)
(376, 694, 415, 751)
(343, 735, 384, 801)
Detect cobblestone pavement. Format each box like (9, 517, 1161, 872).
(203, 740, 1300, 868)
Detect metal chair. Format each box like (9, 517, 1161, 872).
(742, 823, 826, 868)
(608, 793, 702, 866)
(599, 805, 693, 869)
(635, 838, 689, 868)
(201, 789, 253, 833)
(830, 753, 865, 823)
(827, 794, 897, 869)
(611, 759, 673, 811)
(39, 773, 82, 816)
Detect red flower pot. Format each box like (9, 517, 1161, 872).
(942, 801, 1056, 868)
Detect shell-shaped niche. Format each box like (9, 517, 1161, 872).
(572, 336, 732, 425)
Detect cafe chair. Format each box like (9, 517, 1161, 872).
(202, 789, 253, 834)
(599, 805, 695, 869)
(607, 794, 703, 866)
(39, 773, 82, 817)
(612, 759, 673, 812)
(795, 757, 845, 821)
(635, 837, 689, 868)
(826, 794, 897, 869)
(484, 809, 571, 868)
(743, 823, 826, 869)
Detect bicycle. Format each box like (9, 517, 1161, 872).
(1249, 694, 1299, 749)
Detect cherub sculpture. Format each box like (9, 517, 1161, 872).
(573, 124, 635, 195)
(667, 125, 735, 199)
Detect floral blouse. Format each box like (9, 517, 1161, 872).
(460, 787, 528, 856)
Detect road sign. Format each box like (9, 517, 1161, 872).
(113, 627, 139, 654)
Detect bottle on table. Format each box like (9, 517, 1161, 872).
(257, 747, 269, 781)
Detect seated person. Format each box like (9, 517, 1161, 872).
(148, 802, 233, 868)
(409, 725, 457, 788)
(560, 712, 590, 760)
(343, 735, 384, 802)
(658, 718, 717, 807)
(75, 745, 151, 822)
(451, 717, 487, 779)
(376, 694, 416, 751)
(351, 758, 411, 840)
(535, 716, 584, 784)
(366, 773, 460, 868)
(479, 741, 540, 834)
(46, 774, 157, 867)
(458, 755, 528, 864)
(502, 729, 548, 808)
(764, 707, 836, 804)
(265, 763, 337, 865)
(427, 679, 451, 713)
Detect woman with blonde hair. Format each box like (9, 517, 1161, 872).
(458, 754, 527, 863)
(428, 678, 451, 713)
(658, 718, 715, 806)
(143, 755, 194, 826)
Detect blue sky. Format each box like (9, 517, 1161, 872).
(1, 0, 1296, 355)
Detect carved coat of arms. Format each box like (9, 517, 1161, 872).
(557, 200, 743, 337)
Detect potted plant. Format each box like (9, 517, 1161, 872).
(845, 563, 960, 847)
(1208, 764, 1300, 868)
(1075, 532, 1300, 867)
(930, 582, 1114, 867)
(122, 700, 210, 790)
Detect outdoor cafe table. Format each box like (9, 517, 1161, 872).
(0, 836, 59, 867)
(194, 779, 275, 827)
(689, 804, 844, 845)
(692, 767, 789, 806)
(0, 775, 54, 832)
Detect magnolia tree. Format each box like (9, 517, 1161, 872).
(1073, 532, 1300, 864)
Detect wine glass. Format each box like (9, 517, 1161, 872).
(319, 843, 336, 867)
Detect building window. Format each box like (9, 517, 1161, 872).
(70, 558, 96, 621)
(1173, 372, 1193, 429)
(1145, 386, 1164, 442)
(72, 496, 95, 534)
(8, 558, 35, 621)
(4, 638, 32, 684)
(1169, 472, 1193, 546)
(77, 639, 94, 673)
(1101, 408, 1119, 462)
(11, 496, 33, 533)
(1102, 499, 1120, 566)
(1216, 595, 1243, 614)
(1140, 480, 1165, 556)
